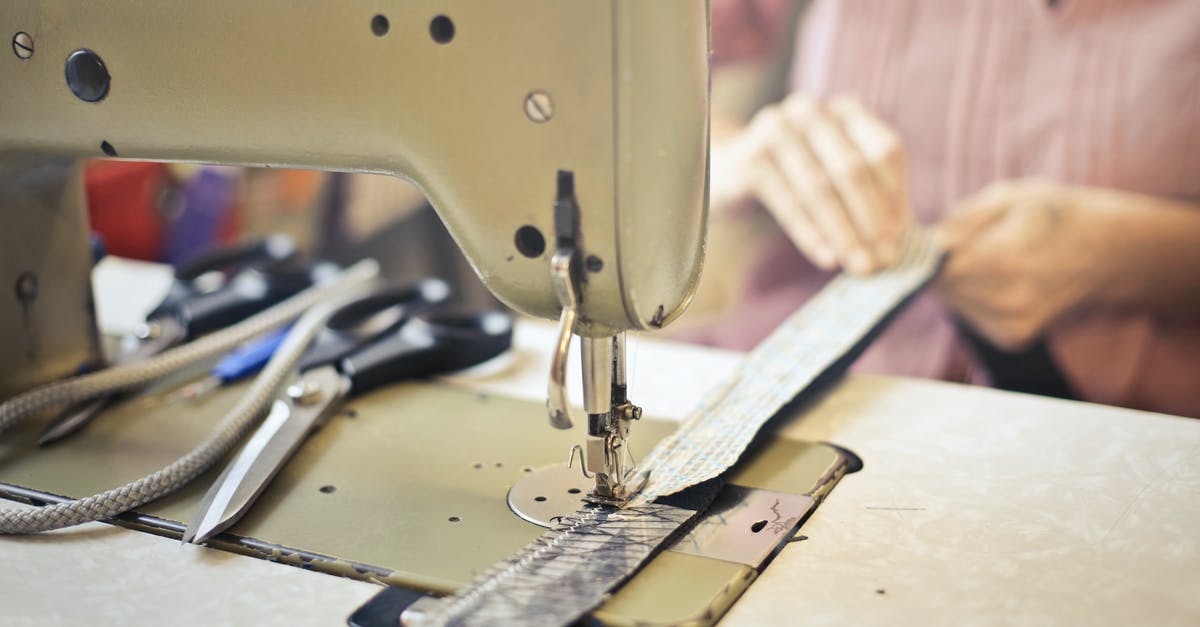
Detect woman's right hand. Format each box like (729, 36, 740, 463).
(711, 94, 913, 275)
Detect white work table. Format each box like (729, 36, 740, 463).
(3, 320, 1198, 625)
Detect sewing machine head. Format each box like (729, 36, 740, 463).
(0, 1, 710, 503)
(0, 1, 709, 332)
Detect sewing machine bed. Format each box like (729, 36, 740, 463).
(0, 376, 850, 625)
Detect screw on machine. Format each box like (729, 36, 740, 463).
(12, 32, 33, 60)
(524, 91, 554, 123)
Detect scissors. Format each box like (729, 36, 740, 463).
(183, 280, 514, 544)
(38, 235, 338, 445)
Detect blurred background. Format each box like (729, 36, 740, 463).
(83, 163, 498, 312)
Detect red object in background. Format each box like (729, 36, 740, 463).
(84, 161, 170, 261)
(218, 189, 242, 245)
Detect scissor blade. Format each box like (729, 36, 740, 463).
(183, 369, 347, 544)
(38, 317, 187, 446)
(37, 396, 116, 446)
(121, 315, 188, 365)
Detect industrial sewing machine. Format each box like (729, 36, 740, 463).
(0, 1, 710, 505)
(0, 5, 873, 625)
(5, 6, 1197, 627)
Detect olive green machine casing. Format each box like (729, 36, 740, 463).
(0, 159, 101, 400)
(0, 1, 711, 338)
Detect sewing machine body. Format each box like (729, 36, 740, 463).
(0, 159, 100, 400)
(0, 0, 710, 336)
(1, 1, 711, 501)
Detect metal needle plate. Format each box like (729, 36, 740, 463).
(509, 465, 816, 570)
(506, 463, 592, 527)
(669, 484, 814, 568)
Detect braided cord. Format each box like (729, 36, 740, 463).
(0, 261, 378, 533)
(0, 261, 377, 437)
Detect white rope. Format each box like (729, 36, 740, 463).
(0, 260, 379, 533)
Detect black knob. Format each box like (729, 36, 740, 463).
(65, 49, 110, 103)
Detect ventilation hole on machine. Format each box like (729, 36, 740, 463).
(429, 15, 455, 44)
(370, 14, 390, 37)
(514, 225, 545, 258)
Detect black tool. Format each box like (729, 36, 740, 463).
(38, 235, 335, 445)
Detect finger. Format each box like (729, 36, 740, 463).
(935, 268, 1020, 316)
(934, 273, 1032, 348)
(827, 97, 905, 198)
(711, 107, 787, 213)
(764, 104, 874, 273)
(764, 134, 871, 273)
(741, 102, 790, 156)
(936, 223, 1016, 296)
(749, 153, 838, 270)
(936, 211, 1047, 328)
(826, 97, 911, 256)
(787, 98, 890, 269)
(709, 138, 754, 212)
(948, 300, 1042, 351)
(933, 190, 1011, 253)
(945, 300, 1012, 349)
(745, 104, 843, 270)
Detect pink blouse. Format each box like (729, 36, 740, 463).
(702, 0, 1200, 417)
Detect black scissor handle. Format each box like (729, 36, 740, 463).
(173, 234, 297, 281)
(168, 259, 341, 339)
(339, 309, 514, 396)
(297, 279, 451, 373)
(148, 235, 324, 338)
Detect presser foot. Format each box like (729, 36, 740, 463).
(568, 420, 647, 507)
(584, 468, 650, 507)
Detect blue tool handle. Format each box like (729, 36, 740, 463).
(211, 326, 291, 383)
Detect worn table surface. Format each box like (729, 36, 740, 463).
(2, 320, 1198, 626)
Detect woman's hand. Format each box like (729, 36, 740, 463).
(934, 180, 1200, 350)
(711, 94, 912, 275)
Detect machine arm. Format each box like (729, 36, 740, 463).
(1, 0, 711, 504)
(0, 0, 710, 335)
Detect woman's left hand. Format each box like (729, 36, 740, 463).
(933, 180, 1115, 350)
